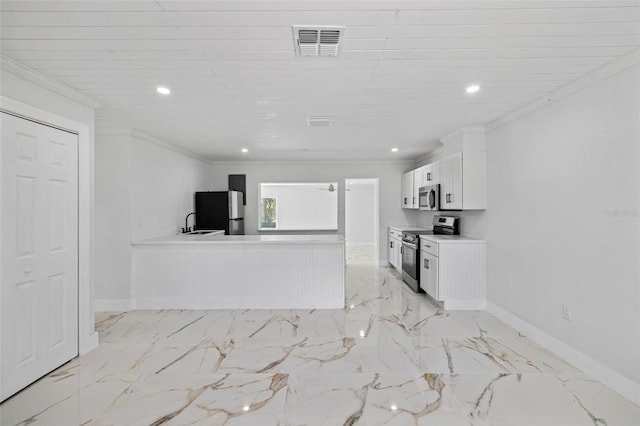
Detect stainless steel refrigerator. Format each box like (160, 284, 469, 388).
(194, 191, 244, 235)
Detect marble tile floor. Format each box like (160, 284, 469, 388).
(1, 255, 639, 425)
(345, 244, 378, 265)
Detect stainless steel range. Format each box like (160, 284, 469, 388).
(401, 215, 459, 292)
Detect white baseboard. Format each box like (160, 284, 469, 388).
(133, 297, 345, 310)
(79, 332, 99, 355)
(487, 301, 640, 406)
(444, 299, 486, 310)
(94, 299, 133, 312)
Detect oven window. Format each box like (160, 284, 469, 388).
(402, 243, 418, 278)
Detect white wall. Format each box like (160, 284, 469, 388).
(345, 180, 377, 245)
(210, 161, 417, 262)
(130, 135, 211, 240)
(486, 64, 640, 395)
(95, 134, 132, 303)
(94, 132, 212, 306)
(261, 183, 338, 230)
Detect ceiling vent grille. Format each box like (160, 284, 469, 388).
(293, 26, 345, 57)
(307, 117, 333, 127)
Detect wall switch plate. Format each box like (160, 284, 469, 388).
(562, 304, 573, 321)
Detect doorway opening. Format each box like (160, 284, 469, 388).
(344, 178, 379, 265)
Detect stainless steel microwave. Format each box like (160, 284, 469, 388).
(419, 184, 440, 211)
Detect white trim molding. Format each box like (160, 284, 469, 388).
(487, 301, 640, 407)
(94, 299, 134, 312)
(0, 55, 101, 109)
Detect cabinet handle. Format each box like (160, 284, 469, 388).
(446, 193, 451, 203)
(427, 172, 431, 181)
(424, 244, 431, 248)
(413, 197, 415, 205)
(404, 197, 407, 205)
(424, 259, 429, 269)
(390, 241, 393, 248)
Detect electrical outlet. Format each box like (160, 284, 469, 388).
(562, 304, 573, 321)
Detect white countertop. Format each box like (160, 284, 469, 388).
(133, 233, 345, 245)
(420, 233, 485, 243)
(388, 224, 430, 231)
(388, 225, 484, 243)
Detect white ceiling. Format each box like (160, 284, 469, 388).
(1, 1, 639, 161)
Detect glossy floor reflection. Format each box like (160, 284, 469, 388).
(1, 248, 639, 425)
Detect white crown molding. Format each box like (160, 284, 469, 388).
(1, 54, 101, 109)
(485, 48, 640, 132)
(96, 128, 212, 164)
(209, 158, 416, 166)
(415, 145, 445, 166)
(440, 125, 486, 145)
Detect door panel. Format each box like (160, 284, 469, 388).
(15, 176, 36, 257)
(15, 280, 36, 366)
(1, 112, 79, 402)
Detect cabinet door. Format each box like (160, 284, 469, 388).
(412, 168, 422, 208)
(395, 238, 403, 271)
(388, 235, 397, 268)
(401, 172, 414, 208)
(440, 153, 462, 210)
(419, 251, 439, 299)
(422, 161, 440, 186)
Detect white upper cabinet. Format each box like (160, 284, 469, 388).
(412, 167, 423, 208)
(440, 151, 486, 210)
(401, 171, 414, 208)
(421, 161, 440, 186)
(401, 168, 423, 209)
(440, 152, 463, 210)
(439, 127, 486, 211)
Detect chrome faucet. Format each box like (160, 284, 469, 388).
(182, 212, 195, 233)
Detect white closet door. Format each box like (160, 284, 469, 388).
(1, 112, 79, 402)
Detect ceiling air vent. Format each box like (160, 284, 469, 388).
(307, 117, 333, 127)
(293, 26, 345, 57)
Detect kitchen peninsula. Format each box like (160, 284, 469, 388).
(132, 234, 345, 309)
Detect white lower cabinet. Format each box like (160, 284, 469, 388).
(387, 227, 403, 272)
(420, 251, 439, 299)
(419, 237, 486, 310)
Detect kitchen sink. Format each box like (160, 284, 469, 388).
(186, 230, 223, 235)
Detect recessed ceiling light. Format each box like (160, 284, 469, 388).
(391, 147, 399, 152)
(241, 148, 249, 153)
(307, 117, 333, 127)
(156, 86, 171, 95)
(466, 84, 480, 94)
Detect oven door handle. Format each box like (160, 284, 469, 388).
(402, 241, 417, 249)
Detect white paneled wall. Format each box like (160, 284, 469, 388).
(438, 242, 486, 308)
(132, 242, 345, 309)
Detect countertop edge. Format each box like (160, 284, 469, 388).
(132, 235, 346, 245)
